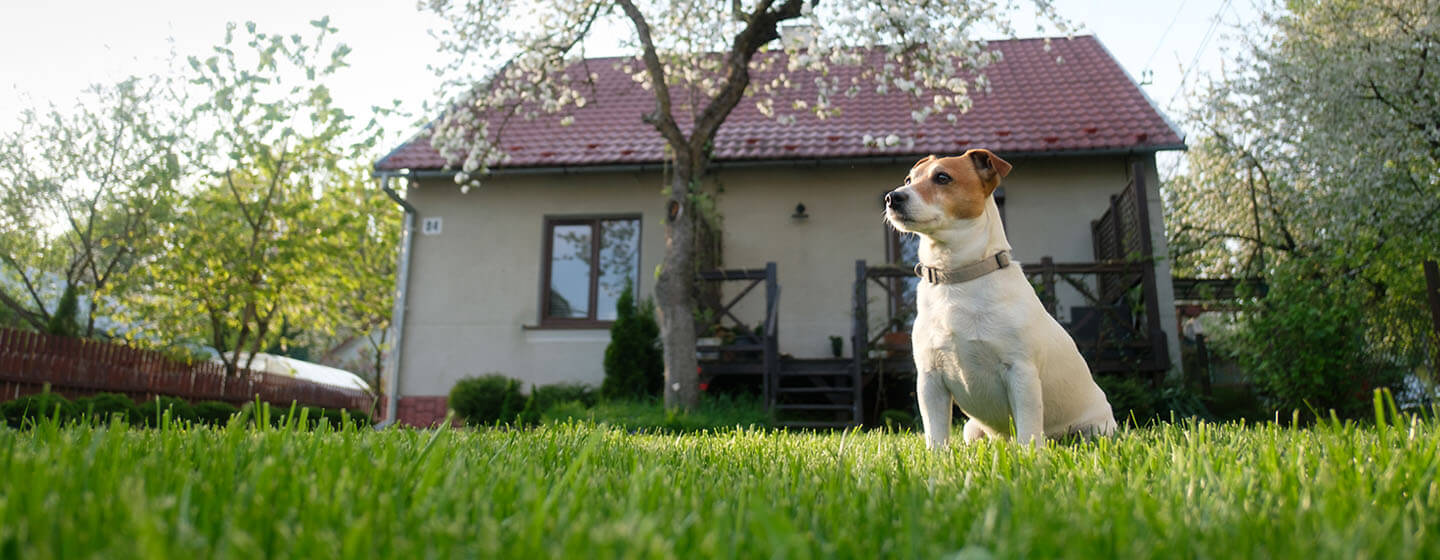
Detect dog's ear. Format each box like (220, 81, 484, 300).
(911, 155, 936, 170)
(968, 149, 1012, 193)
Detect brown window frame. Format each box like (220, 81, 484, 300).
(538, 214, 642, 329)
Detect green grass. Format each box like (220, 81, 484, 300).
(1, 413, 1437, 558)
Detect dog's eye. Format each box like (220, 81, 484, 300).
(904, 176, 911, 185)
(935, 172, 951, 184)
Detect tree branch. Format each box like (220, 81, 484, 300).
(614, 0, 687, 151)
(0, 287, 47, 330)
(690, 0, 806, 158)
(0, 251, 54, 325)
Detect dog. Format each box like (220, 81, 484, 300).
(884, 149, 1116, 449)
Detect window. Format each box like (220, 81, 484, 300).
(541, 216, 641, 326)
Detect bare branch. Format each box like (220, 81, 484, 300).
(615, 0, 687, 150)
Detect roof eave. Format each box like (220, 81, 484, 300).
(375, 143, 1189, 178)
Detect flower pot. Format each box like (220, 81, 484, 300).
(881, 331, 911, 358)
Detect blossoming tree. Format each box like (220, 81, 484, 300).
(424, 0, 1065, 410)
(1167, 0, 1440, 396)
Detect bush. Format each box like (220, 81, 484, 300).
(1095, 375, 1158, 425)
(74, 393, 140, 424)
(193, 401, 240, 426)
(44, 283, 82, 337)
(338, 408, 372, 428)
(449, 374, 526, 426)
(539, 400, 592, 424)
(879, 409, 916, 431)
(520, 383, 598, 425)
(137, 396, 198, 427)
(1217, 266, 1404, 420)
(550, 394, 771, 433)
(601, 282, 663, 400)
(2, 393, 78, 427)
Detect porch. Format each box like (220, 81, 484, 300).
(697, 163, 1171, 428)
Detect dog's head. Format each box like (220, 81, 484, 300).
(884, 149, 1012, 235)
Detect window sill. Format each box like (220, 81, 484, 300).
(523, 322, 615, 331)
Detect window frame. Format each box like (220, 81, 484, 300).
(538, 214, 643, 329)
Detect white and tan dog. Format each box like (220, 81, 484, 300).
(884, 149, 1116, 449)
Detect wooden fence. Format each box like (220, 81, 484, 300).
(0, 328, 374, 411)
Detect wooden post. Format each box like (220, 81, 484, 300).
(853, 260, 869, 427)
(1195, 334, 1213, 396)
(763, 262, 778, 412)
(1040, 256, 1057, 317)
(1108, 193, 1124, 258)
(1130, 163, 1170, 376)
(1425, 260, 1440, 374)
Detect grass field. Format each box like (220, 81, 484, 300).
(1, 411, 1438, 559)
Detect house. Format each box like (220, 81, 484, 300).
(375, 35, 1186, 427)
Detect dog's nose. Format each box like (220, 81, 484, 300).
(885, 190, 908, 208)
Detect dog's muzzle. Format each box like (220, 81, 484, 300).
(884, 189, 912, 221)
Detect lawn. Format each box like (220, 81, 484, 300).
(1, 413, 1437, 558)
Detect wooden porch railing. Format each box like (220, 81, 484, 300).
(696, 263, 780, 409)
(852, 162, 1171, 379)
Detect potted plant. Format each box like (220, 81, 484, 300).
(881, 330, 911, 358)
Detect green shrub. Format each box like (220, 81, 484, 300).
(2, 393, 78, 427)
(1207, 384, 1268, 422)
(520, 383, 598, 424)
(74, 393, 140, 424)
(44, 283, 82, 337)
(449, 374, 526, 426)
(1157, 383, 1212, 421)
(1217, 266, 1404, 420)
(555, 394, 770, 433)
(540, 400, 592, 424)
(1095, 375, 1158, 425)
(340, 408, 372, 428)
(880, 409, 916, 431)
(192, 401, 240, 426)
(137, 396, 198, 427)
(601, 282, 663, 400)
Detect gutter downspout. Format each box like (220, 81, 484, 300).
(377, 173, 416, 428)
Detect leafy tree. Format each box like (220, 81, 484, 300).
(1167, 0, 1438, 407)
(305, 169, 402, 385)
(122, 19, 390, 375)
(602, 282, 663, 400)
(0, 76, 184, 337)
(424, 0, 1065, 409)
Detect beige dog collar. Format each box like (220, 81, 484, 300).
(914, 251, 1012, 284)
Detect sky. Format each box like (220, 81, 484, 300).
(0, 0, 1262, 153)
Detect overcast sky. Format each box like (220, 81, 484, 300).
(0, 1, 1259, 151)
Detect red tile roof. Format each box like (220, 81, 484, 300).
(377, 36, 1183, 172)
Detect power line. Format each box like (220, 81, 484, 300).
(1168, 0, 1233, 109)
(1142, 0, 1190, 76)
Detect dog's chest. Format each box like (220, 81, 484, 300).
(914, 286, 1015, 419)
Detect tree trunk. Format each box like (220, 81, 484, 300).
(656, 170, 700, 411)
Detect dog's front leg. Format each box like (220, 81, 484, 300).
(917, 370, 952, 449)
(1006, 362, 1046, 449)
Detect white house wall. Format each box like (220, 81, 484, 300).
(398, 171, 668, 396)
(396, 154, 1181, 398)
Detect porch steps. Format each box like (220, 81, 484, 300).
(773, 358, 862, 429)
